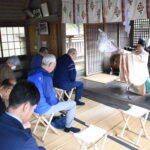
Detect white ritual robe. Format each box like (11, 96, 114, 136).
(119, 50, 149, 95)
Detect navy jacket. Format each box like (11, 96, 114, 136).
(31, 54, 43, 69)
(0, 113, 45, 150)
(28, 67, 59, 114)
(53, 54, 76, 86)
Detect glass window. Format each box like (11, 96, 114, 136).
(133, 19, 150, 46)
(0, 26, 27, 57)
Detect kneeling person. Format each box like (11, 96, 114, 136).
(28, 54, 80, 133)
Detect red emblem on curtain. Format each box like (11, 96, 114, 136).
(128, 0, 133, 5)
(97, 9, 101, 18)
(137, 2, 144, 14)
(90, 1, 94, 10)
(108, 0, 112, 9)
(82, 11, 86, 19)
(69, 11, 72, 20)
(63, 6, 67, 14)
(114, 6, 121, 17)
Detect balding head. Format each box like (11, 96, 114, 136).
(67, 48, 77, 60)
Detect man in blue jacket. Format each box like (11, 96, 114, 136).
(31, 47, 48, 69)
(0, 81, 45, 150)
(53, 48, 85, 105)
(28, 54, 80, 133)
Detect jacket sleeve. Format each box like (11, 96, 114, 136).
(23, 137, 46, 150)
(68, 63, 76, 81)
(43, 75, 59, 106)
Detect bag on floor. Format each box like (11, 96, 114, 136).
(51, 115, 66, 129)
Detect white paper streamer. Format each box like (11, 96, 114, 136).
(97, 29, 117, 53)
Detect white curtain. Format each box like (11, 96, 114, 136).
(103, 0, 122, 23)
(62, 0, 148, 24)
(128, 0, 147, 20)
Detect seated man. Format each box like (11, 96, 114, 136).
(28, 54, 80, 133)
(53, 48, 85, 105)
(0, 81, 45, 150)
(0, 79, 15, 115)
(119, 38, 149, 95)
(31, 47, 48, 69)
(0, 56, 21, 84)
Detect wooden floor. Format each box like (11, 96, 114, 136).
(31, 98, 150, 150)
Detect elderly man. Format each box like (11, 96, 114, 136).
(28, 54, 80, 133)
(31, 47, 48, 69)
(119, 38, 149, 95)
(0, 81, 45, 150)
(0, 56, 20, 83)
(53, 48, 85, 105)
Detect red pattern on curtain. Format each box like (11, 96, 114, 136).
(62, 0, 149, 23)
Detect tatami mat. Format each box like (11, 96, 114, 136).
(83, 73, 120, 84)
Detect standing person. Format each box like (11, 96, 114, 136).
(119, 38, 149, 95)
(28, 54, 80, 133)
(0, 56, 20, 84)
(53, 48, 85, 105)
(0, 81, 45, 150)
(31, 47, 48, 69)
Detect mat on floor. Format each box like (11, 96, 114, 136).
(83, 73, 120, 84)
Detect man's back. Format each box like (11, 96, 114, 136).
(31, 54, 43, 69)
(0, 113, 44, 150)
(53, 54, 76, 85)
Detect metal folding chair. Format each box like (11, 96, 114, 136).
(73, 125, 108, 150)
(33, 113, 58, 142)
(54, 87, 75, 101)
(118, 105, 150, 147)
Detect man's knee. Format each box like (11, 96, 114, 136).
(76, 81, 84, 88)
(69, 101, 76, 108)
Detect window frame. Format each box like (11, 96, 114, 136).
(132, 19, 150, 46)
(0, 25, 30, 60)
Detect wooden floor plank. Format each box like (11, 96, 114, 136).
(31, 97, 150, 150)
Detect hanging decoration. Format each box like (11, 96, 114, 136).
(97, 29, 118, 53)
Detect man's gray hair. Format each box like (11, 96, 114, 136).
(42, 54, 56, 66)
(6, 56, 21, 66)
(67, 48, 77, 54)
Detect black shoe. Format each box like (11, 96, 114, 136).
(75, 100, 85, 106)
(64, 127, 80, 133)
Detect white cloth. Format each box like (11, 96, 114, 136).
(97, 29, 117, 53)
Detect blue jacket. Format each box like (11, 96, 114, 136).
(0, 113, 45, 150)
(31, 54, 43, 69)
(28, 67, 59, 114)
(53, 54, 76, 86)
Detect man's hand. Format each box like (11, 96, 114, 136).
(23, 121, 31, 129)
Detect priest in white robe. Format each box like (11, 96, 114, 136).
(119, 38, 149, 95)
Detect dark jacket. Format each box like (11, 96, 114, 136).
(53, 54, 76, 86)
(31, 54, 43, 69)
(0, 113, 45, 150)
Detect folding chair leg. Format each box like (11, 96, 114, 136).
(33, 116, 41, 134)
(99, 134, 108, 150)
(41, 114, 58, 141)
(119, 115, 130, 137)
(140, 118, 150, 139)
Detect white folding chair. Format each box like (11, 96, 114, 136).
(118, 105, 150, 147)
(54, 87, 75, 101)
(73, 125, 108, 150)
(33, 113, 58, 142)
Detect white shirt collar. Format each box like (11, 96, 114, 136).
(5, 112, 23, 124)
